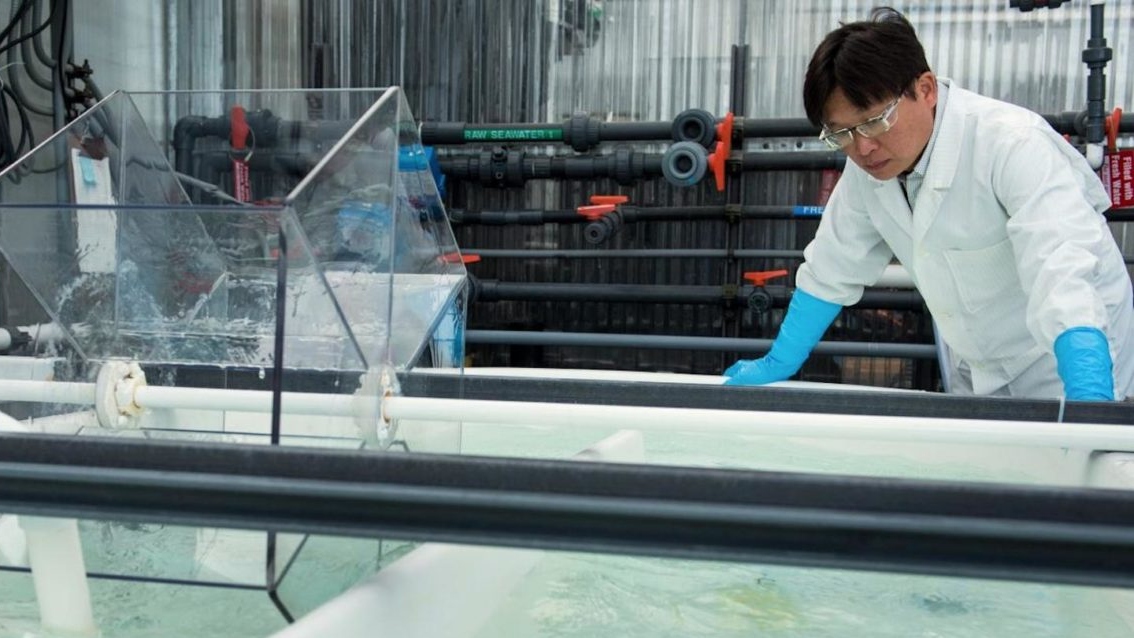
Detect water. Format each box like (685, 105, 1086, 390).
(458, 422, 1133, 638)
(0, 407, 1130, 636)
(473, 554, 1131, 638)
(0, 521, 394, 638)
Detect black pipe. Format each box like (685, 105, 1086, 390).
(1010, 1, 1070, 10)
(458, 205, 1134, 225)
(741, 151, 846, 171)
(472, 280, 924, 310)
(462, 247, 1134, 265)
(448, 208, 582, 225)
(458, 203, 1134, 245)
(421, 111, 1133, 149)
(465, 249, 807, 259)
(171, 110, 352, 176)
(437, 148, 845, 187)
(466, 330, 935, 359)
(12, 433, 1134, 588)
(450, 204, 822, 225)
(172, 115, 225, 175)
(1082, 2, 1112, 147)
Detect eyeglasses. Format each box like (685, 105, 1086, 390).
(819, 97, 902, 150)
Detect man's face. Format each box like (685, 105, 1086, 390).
(822, 73, 938, 181)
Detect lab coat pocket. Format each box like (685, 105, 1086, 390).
(943, 238, 1019, 314)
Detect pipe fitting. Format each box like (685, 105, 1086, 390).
(584, 211, 624, 245)
(566, 113, 601, 152)
(671, 109, 717, 147)
(661, 141, 709, 187)
(355, 366, 399, 450)
(94, 361, 147, 429)
(747, 288, 775, 314)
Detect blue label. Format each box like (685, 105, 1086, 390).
(793, 205, 825, 217)
(336, 201, 390, 260)
(79, 155, 97, 185)
(398, 144, 431, 171)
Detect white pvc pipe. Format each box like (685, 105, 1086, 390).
(135, 385, 357, 417)
(272, 430, 643, 638)
(0, 410, 31, 571)
(383, 396, 1134, 452)
(0, 379, 356, 417)
(0, 380, 97, 406)
(19, 516, 98, 637)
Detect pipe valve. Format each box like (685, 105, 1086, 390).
(744, 270, 789, 314)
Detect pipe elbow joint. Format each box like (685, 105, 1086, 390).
(1086, 143, 1105, 170)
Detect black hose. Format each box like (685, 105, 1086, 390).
(30, 0, 56, 68)
(5, 25, 52, 117)
(17, 2, 54, 90)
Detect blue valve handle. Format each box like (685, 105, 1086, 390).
(1054, 327, 1114, 401)
(724, 288, 842, 386)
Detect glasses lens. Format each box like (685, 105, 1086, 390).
(822, 130, 853, 149)
(856, 118, 892, 138)
(856, 99, 899, 138)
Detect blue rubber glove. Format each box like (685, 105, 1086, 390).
(1054, 327, 1114, 401)
(724, 288, 842, 386)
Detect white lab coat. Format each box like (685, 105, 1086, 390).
(796, 79, 1134, 399)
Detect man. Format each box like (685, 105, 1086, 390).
(724, 7, 1134, 401)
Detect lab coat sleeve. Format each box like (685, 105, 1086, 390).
(795, 174, 894, 306)
(994, 126, 1111, 349)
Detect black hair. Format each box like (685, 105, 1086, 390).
(802, 7, 931, 126)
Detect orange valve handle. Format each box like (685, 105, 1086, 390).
(743, 269, 789, 287)
(1106, 107, 1122, 152)
(590, 195, 629, 205)
(708, 112, 735, 192)
(440, 252, 481, 265)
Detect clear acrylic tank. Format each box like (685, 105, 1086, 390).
(0, 86, 469, 631)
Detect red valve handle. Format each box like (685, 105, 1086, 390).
(743, 269, 789, 286)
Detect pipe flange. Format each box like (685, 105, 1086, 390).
(567, 112, 598, 153)
(584, 211, 624, 245)
(95, 361, 147, 429)
(506, 149, 525, 187)
(661, 141, 709, 187)
(747, 288, 774, 314)
(354, 365, 399, 449)
(612, 146, 635, 185)
(672, 109, 717, 148)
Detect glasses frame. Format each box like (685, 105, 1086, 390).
(819, 96, 903, 150)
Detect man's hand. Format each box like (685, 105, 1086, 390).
(723, 356, 798, 386)
(722, 288, 843, 387)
